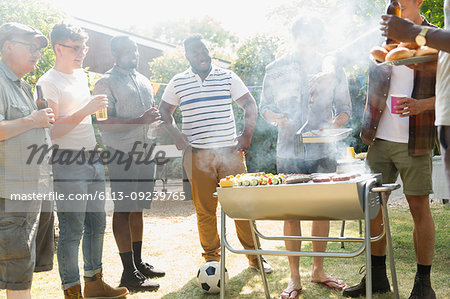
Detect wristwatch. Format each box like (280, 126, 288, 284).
(415, 27, 429, 46)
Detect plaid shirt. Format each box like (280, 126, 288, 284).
(360, 18, 437, 156)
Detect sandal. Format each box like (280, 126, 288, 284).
(312, 278, 347, 291)
(279, 287, 302, 299)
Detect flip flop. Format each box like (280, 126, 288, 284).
(313, 278, 347, 291)
(279, 288, 302, 299)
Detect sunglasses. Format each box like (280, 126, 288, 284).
(57, 43, 90, 55)
(11, 40, 45, 55)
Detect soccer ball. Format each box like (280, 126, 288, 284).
(196, 261, 229, 293)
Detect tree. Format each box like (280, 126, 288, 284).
(148, 48, 189, 125)
(151, 17, 238, 48)
(231, 35, 280, 173)
(421, 0, 446, 28)
(0, 0, 64, 86)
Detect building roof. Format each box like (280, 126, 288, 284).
(74, 17, 177, 53)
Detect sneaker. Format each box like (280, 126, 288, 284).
(84, 271, 128, 298)
(64, 284, 83, 299)
(136, 262, 166, 278)
(119, 270, 160, 293)
(342, 265, 390, 297)
(408, 274, 436, 299)
(249, 257, 274, 274)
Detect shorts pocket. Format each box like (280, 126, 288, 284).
(0, 216, 31, 261)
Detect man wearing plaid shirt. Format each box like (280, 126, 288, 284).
(343, 2, 437, 298)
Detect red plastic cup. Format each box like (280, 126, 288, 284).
(390, 94, 406, 114)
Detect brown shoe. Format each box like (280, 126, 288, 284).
(64, 284, 84, 299)
(84, 270, 129, 298)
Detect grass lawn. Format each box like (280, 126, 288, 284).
(1, 201, 448, 298)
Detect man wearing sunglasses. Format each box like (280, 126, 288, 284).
(37, 23, 128, 299)
(0, 22, 54, 299)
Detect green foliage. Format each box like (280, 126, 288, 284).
(151, 17, 238, 49)
(148, 49, 189, 86)
(231, 35, 280, 173)
(344, 64, 369, 154)
(147, 49, 189, 160)
(148, 48, 189, 127)
(0, 0, 63, 86)
(421, 0, 445, 28)
(231, 35, 280, 86)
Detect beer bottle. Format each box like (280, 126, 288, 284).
(35, 85, 48, 110)
(386, 0, 402, 44)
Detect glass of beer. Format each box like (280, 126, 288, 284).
(94, 94, 108, 121)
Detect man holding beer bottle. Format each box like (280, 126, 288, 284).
(93, 35, 164, 293)
(343, 1, 438, 298)
(0, 22, 54, 299)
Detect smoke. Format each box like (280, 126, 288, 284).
(248, 0, 390, 172)
(179, 0, 388, 176)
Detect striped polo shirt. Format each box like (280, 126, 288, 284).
(162, 65, 249, 149)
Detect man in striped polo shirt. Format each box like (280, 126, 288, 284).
(160, 34, 273, 273)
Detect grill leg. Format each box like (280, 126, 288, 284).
(249, 220, 270, 299)
(381, 192, 400, 299)
(220, 209, 226, 299)
(365, 192, 373, 299)
(340, 221, 345, 248)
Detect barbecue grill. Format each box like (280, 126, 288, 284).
(216, 173, 400, 299)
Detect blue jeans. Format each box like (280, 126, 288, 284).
(53, 152, 106, 289)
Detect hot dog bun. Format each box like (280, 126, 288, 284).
(398, 42, 420, 49)
(415, 46, 439, 56)
(370, 46, 389, 62)
(382, 43, 399, 51)
(385, 47, 414, 61)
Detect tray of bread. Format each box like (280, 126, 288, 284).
(379, 54, 438, 66)
(302, 128, 352, 143)
(370, 42, 438, 66)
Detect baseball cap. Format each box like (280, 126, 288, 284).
(0, 22, 48, 49)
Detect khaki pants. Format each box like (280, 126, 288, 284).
(183, 147, 257, 263)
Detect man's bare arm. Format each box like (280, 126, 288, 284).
(48, 95, 107, 139)
(381, 15, 450, 53)
(0, 109, 54, 141)
(235, 92, 257, 153)
(159, 101, 189, 150)
(97, 107, 160, 132)
(331, 112, 350, 129)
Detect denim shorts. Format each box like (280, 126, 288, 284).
(0, 199, 40, 290)
(107, 149, 156, 212)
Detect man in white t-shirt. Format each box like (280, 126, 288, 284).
(381, 0, 450, 205)
(38, 23, 127, 299)
(159, 34, 273, 274)
(344, 1, 437, 298)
